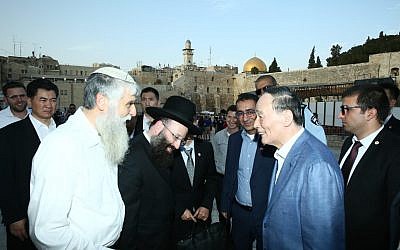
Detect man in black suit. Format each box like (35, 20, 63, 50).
(338, 84, 400, 250)
(132, 87, 160, 137)
(117, 96, 201, 250)
(0, 79, 58, 250)
(221, 93, 275, 250)
(381, 82, 400, 136)
(171, 136, 218, 241)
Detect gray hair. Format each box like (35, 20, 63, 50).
(265, 86, 303, 126)
(83, 73, 139, 109)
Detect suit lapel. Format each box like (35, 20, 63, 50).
(267, 131, 308, 211)
(346, 130, 385, 190)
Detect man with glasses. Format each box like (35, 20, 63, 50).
(0, 81, 29, 129)
(338, 84, 400, 250)
(221, 93, 275, 250)
(0, 78, 58, 249)
(254, 75, 327, 144)
(117, 96, 201, 250)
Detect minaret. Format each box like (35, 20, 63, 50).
(182, 40, 194, 66)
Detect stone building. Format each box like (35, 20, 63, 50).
(1, 40, 399, 114)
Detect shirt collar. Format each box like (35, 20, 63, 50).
(29, 113, 56, 129)
(5, 106, 29, 118)
(274, 127, 304, 161)
(353, 125, 384, 148)
(384, 114, 392, 125)
(143, 130, 151, 143)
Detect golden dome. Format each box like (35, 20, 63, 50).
(243, 56, 267, 72)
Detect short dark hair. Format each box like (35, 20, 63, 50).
(380, 82, 399, 101)
(342, 84, 389, 124)
(265, 86, 303, 126)
(227, 104, 237, 113)
(2, 81, 26, 96)
(27, 79, 59, 98)
(141, 87, 159, 100)
(236, 92, 258, 105)
(255, 75, 277, 86)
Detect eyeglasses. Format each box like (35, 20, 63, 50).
(236, 109, 257, 118)
(340, 105, 361, 115)
(161, 121, 185, 143)
(7, 94, 26, 100)
(255, 85, 273, 96)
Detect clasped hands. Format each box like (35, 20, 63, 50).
(181, 207, 209, 222)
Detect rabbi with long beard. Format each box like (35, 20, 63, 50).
(117, 96, 201, 250)
(27, 67, 139, 249)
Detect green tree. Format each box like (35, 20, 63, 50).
(379, 31, 384, 38)
(308, 46, 316, 69)
(326, 44, 342, 66)
(250, 66, 259, 74)
(316, 56, 323, 68)
(268, 57, 282, 73)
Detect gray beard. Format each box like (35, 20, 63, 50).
(96, 111, 131, 165)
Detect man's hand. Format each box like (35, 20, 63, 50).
(9, 218, 28, 241)
(194, 207, 209, 221)
(221, 212, 228, 219)
(181, 209, 197, 222)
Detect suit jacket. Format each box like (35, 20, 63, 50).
(385, 115, 400, 136)
(221, 130, 275, 223)
(171, 138, 218, 239)
(133, 114, 144, 137)
(339, 129, 400, 250)
(263, 130, 345, 250)
(117, 133, 174, 250)
(0, 117, 40, 226)
(390, 191, 400, 250)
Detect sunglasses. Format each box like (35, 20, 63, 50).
(340, 105, 361, 115)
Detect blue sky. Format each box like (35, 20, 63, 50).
(1, 0, 399, 72)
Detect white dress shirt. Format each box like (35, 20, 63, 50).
(28, 107, 125, 249)
(274, 128, 305, 183)
(0, 106, 28, 129)
(29, 114, 56, 141)
(339, 126, 384, 184)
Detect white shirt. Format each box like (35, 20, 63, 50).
(0, 106, 28, 129)
(29, 114, 56, 141)
(28, 107, 125, 249)
(339, 126, 384, 184)
(142, 114, 152, 133)
(274, 128, 305, 183)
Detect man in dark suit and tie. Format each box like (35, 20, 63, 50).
(221, 93, 275, 250)
(132, 87, 160, 137)
(0, 79, 58, 250)
(338, 84, 400, 250)
(380, 82, 400, 136)
(117, 96, 201, 250)
(171, 136, 218, 242)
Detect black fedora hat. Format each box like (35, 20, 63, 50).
(146, 96, 201, 135)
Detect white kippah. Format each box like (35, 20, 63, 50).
(91, 67, 136, 84)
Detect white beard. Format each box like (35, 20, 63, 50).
(96, 110, 131, 165)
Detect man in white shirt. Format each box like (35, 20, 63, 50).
(132, 87, 160, 137)
(27, 67, 139, 249)
(0, 81, 29, 128)
(0, 78, 58, 249)
(338, 84, 400, 250)
(255, 86, 344, 250)
(211, 104, 239, 223)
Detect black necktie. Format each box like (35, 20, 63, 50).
(341, 141, 362, 185)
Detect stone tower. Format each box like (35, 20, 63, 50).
(182, 40, 194, 66)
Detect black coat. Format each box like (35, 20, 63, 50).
(385, 115, 400, 136)
(171, 138, 218, 240)
(117, 134, 174, 250)
(0, 117, 40, 226)
(133, 114, 144, 137)
(339, 129, 400, 250)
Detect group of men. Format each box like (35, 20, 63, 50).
(0, 67, 399, 250)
